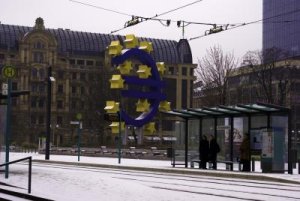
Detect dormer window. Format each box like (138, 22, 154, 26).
(34, 41, 45, 49)
(33, 52, 44, 63)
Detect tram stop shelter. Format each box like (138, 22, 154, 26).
(161, 102, 294, 174)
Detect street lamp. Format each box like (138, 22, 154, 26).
(45, 66, 55, 160)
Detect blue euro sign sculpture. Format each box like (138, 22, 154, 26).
(112, 48, 166, 127)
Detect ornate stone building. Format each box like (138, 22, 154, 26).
(0, 18, 196, 147)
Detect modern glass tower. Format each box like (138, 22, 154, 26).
(263, 0, 300, 57)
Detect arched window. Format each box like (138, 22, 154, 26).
(31, 68, 38, 78)
(33, 52, 44, 63)
(39, 68, 45, 79)
(34, 41, 45, 49)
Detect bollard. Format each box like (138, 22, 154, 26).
(251, 157, 255, 172)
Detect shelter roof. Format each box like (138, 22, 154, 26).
(162, 102, 290, 119)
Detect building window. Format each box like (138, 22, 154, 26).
(77, 60, 84, 65)
(58, 84, 64, 94)
(70, 59, 75, 65)
(31, 115, 36, 125)
(57, 71, 64, 79)
(38, 115, 44, 124)
(0, 54, 5, 60)
(33, 52, 44, 63)
(72, 72, 77, 80)
(86, 60, 94, 66)
(182, 67, 187, 76)
(81, 86, 85, 95)
(38, 98, 45, 108)
(39, 83, 45, 92)
(88, 74, 94, 81)
(181, 80, 187, 108)
(169, 67, 175, 75)
(34, 41, 45, 49)
(31, 98, 36, 108)
(80, 73, 86, 81)
(32, 68, 38, 78)
(57, 116, 63, 125)
(57, 100, 63, 109)
(72, 86, 77, 94)
(12, 82, 18, 90)
(71, 101, 76, 109)
(96, 60, 103, 66)
(80, 101, 85, 109)
(39, 69, 45, 79)
(31, 84, 37, 92)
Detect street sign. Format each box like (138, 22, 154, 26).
(70, 121, 79, 125)
(76, 113, 82, 120)
(2, 83, 8, 95)
(2, 66, 16, 79)
(2, 83, 8, 90)
(2, 90, 7, 95)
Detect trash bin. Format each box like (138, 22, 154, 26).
(167, 148, 173, 158)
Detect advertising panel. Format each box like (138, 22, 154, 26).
(224, 117, 243, 143)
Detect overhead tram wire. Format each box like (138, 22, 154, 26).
(69, 0, 216, 36)
(70, 0, 300, 41)
(110, 0, 204, 33)
(69, 0, 132, 17)
(189, 7, 300, 41)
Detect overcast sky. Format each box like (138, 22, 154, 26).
(1, 0, 262, 63)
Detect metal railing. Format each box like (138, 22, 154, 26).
(0, 156, 32, 194)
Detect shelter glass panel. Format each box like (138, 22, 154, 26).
(172, 121, 186, 163)
(271, 116, 288, 168)
(252, 116, 267, 129)
(188, 120, 200, 162)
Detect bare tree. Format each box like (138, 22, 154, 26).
(242, 47, 290, 105)
(195, 45, 237, 106)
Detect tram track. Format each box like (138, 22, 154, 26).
(115, 177, 300, 200)
(12, 161, 300, 200)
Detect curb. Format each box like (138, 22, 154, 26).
(33, 159, 300, 185)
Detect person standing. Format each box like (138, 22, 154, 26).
(199, 135, 209, 169)
(208, 135, 220, 169)
(240, 133, 251, 172)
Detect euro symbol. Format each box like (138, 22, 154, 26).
(112, 48, 166, 127)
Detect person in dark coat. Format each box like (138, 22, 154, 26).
(240, 133, 250, 172)
(199, 135, 209, 169)
(208, 135, 220, 169)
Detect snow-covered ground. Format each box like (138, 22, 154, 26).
(1, 152, 300, 201)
